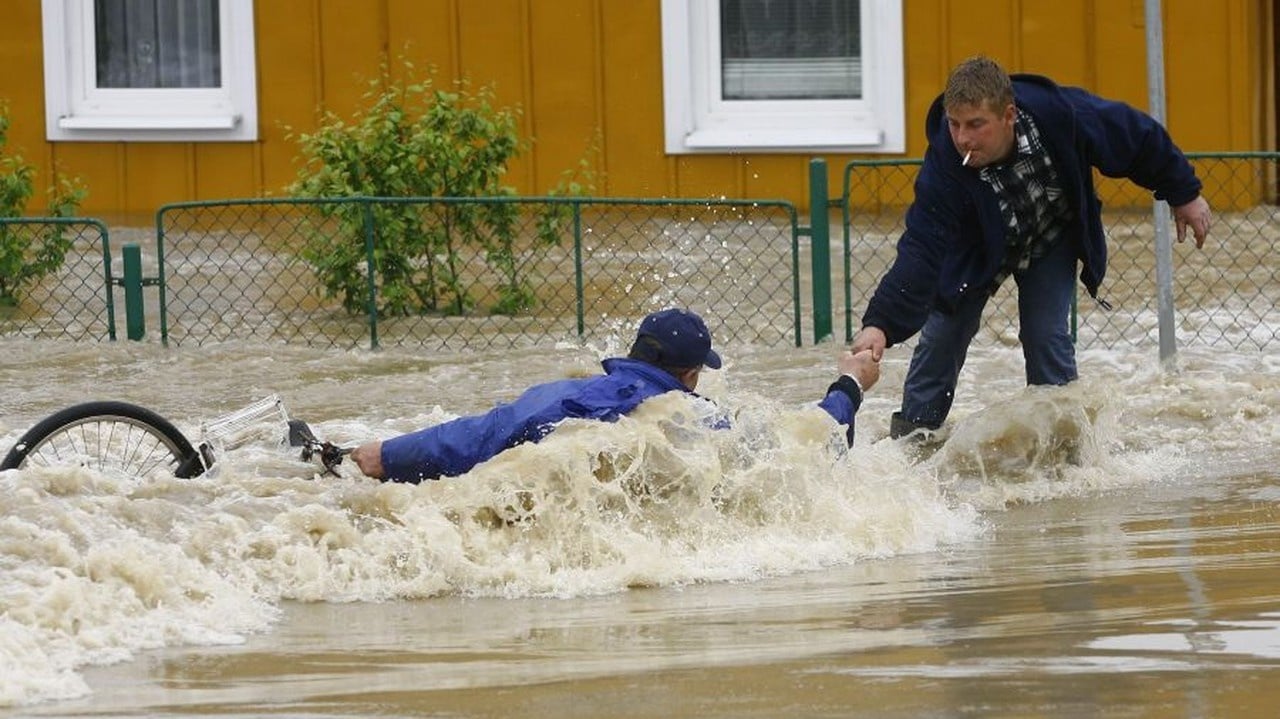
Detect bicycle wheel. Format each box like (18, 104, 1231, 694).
(1, 401, 208, 478)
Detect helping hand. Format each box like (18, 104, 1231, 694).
(851, 326, 888, 361)
(838, 348, 880, 392)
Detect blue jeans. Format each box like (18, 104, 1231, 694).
(898, 236, 1080, 429)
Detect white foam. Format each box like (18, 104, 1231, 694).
(2, 338, 1278, 707)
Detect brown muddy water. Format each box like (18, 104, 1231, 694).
(1, 334, 1278, 717)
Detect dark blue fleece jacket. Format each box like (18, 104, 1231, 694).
(862, 74, 1203, 346)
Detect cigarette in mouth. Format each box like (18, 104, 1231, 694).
(962, 151, 972, 167)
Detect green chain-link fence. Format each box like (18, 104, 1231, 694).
(0, 218, 117, 341)
(4, 153, 1275, 353)
(837, 152, 1280, 350)
(154, 197, 803, 350)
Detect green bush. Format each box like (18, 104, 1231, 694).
(0, 104, 86, 307)
(290, 61, 591, 317)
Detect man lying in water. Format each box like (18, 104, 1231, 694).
(350, 308, 879, 483)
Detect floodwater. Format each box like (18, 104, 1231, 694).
(2, 331, 1279, 718)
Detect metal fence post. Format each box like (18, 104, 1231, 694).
(807, 158, 833, 343)
(1146, 0, 1177, 364)
(572, 199, 585, 338)
(361, 199, 380, 350)
(154, 209, 170, 346)
(96, 220, 118, 342)
(120, 242, 146, 340)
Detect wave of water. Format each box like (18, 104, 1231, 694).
(1, 338, 1276, 707)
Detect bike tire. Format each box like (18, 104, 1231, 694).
(1, 401, 207, 478)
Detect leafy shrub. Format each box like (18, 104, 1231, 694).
(290, 61, 591, 317)
(0, 104, 86, 307)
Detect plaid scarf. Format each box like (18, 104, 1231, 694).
(978, 108, 1073, 292)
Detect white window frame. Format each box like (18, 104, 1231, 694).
(661, 0, 904, 154)
(41, 0, 258, 142)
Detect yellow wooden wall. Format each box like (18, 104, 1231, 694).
(0, 0, 1268, 217)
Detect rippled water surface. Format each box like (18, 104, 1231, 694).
(2, 335, 1278, 717)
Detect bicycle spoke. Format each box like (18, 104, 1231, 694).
(3, 401, 203, 478)
(20, 418, 183, 476)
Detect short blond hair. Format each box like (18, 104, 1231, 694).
(943, 56, 1014, 113)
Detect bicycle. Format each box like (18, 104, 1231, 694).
(0, 395, 351, 478)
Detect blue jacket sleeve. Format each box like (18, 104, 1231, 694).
(378, 403, 525, 482)
(379, 378, 589, 483)
(818, 376, 864, 447)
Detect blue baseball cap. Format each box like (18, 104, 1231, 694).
(635, 308, 722, 369)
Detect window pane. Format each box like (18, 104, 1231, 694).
(95, 0, 221, 88)
(720, 0, 860, 100)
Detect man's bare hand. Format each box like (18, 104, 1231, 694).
(838, 348, 880, 392)
(851, 326, 888, 361)
(350, 440, 385, 478)
(1173, 195, 1211, 248)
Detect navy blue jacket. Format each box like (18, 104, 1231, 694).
(862, 74, 1203, 346)
(379, 357, 863, 483)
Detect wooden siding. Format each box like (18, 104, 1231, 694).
(0, 0, 1269, 216)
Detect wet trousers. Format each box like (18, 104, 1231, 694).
(898, 235, 1080, 430)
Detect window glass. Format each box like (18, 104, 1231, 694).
(94, 0, 223, 89)
(720, 0, 859, 101)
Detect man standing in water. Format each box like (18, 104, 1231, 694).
(852, 56, 1212, 439)
(352, 307, 880, 482)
